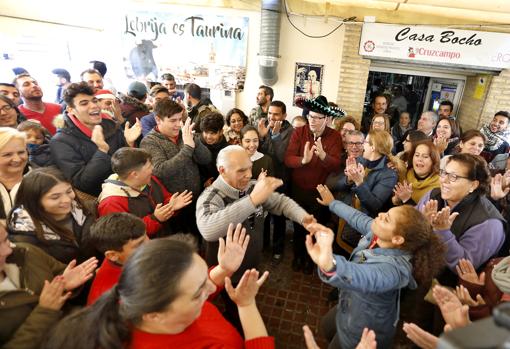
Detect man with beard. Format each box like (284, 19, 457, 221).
(361, 93, 389, 133)
(249, 85, 273, 125)
(14, 74, 60, 135)
(480, 111, 510, 162)
(257, 100, 293, 263)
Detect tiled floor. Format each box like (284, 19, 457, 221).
(212, 225, 417, 348)
(255, 248, 334, 349)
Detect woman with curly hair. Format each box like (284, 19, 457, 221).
(315, 185, 446, 349)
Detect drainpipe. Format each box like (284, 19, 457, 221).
(259, 0, 282, 86)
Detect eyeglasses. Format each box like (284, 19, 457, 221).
(346, 141, 363, 146)
(0, 105, 13, 113)
(439, 169, 470, 182)
(372, 121, 385, 126)
(307, 115, 326, 121)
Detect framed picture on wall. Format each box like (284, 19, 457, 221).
(293, 62, 324, 105)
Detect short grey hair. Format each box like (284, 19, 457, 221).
(422, 111, 439, 126)
(346, 130, 364, 139)
(216, 145, 246, 170)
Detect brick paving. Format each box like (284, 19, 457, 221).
(256, 248, 334, 349)
(213, 225, 415, 348)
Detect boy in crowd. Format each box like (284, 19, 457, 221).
(97, 147, 192, 237)
(86, 213, 148, 305)
(198, 112, 229, 187)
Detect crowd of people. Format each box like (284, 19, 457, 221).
(0, 63, 509, 349)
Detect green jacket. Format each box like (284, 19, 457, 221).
(0, 243, 66, 349)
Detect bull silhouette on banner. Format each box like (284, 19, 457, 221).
(129, 40, 158, 79)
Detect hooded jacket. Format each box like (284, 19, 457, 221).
(119, 94, 150, 125)
(98, 174, 172, 237)
(324, 199, 416, 349)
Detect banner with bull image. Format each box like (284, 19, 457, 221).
(122, 11, 249, 90)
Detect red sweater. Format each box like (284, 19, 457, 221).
(129, 302, 274, 349)
(87, 259, 122, 305)
(19, 102, 60, 134)
(284, 125, 342, 190)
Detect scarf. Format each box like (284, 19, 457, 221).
(492, 256, 510, 294)
(406, 170, 441, 204)
(480, 124, 507, 151)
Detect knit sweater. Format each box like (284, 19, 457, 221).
(140, 129, 211, 195)
(196, 175, 307, 281)
(129, 302, 274, 349)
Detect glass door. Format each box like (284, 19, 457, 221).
(424, 78, 465, 117)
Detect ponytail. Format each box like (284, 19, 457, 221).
(42, 286, 129, 349)
(410, 233, 445, 286)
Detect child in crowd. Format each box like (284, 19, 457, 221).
(17, 120, 53, 167)
(86, 213, 148, 305)
(97, 147, 193, 237)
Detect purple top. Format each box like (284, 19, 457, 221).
(416, 190, 505, 272)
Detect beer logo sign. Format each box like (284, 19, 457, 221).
(363, 40, 375, 52)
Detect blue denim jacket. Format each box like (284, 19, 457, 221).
(321, 200, 417, 349)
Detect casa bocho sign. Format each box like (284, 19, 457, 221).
(359, 23, 510, 70)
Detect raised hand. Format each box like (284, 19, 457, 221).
(302, 141, 316, 165)
(434, 136, 448, 154)
(316, 184, 335, 206)
(39, 276, 72, 311)
(258, 118, 269, 138)
(421, 199, 438, 226)
(346, 163, 365, 186)
(217, 223, 250, 276)
(456, 258, 485, 286)
(314, 137, 326, 160)
(62, 257, 98, 291)
(454, 285, 486, 307)
(402, 323, 438, 349)
(393, 181, 413, 203)
(249, 176, 283, 206)
(272, 120, 282, 135)
(124, 118, 142, 146)
(431, 206, 459, 231)
(257, 168, 268, 180)
(432, 285, 471, 330)
(225, 269, 269, 307)
(304, 222, 335, 272)
(181, 117, 195, 148)
(169, 190, 193, 211)
(491, 173, 510, 200)
(154, 202, 175, 222)
(91, 125, 109, 153)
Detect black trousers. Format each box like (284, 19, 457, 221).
(290, 184, 330, 263)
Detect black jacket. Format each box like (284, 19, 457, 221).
(50, 114, 127, 196)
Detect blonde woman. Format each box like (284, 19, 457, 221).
(0, 127, 29, 223)
(334, 130, 405, 246)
